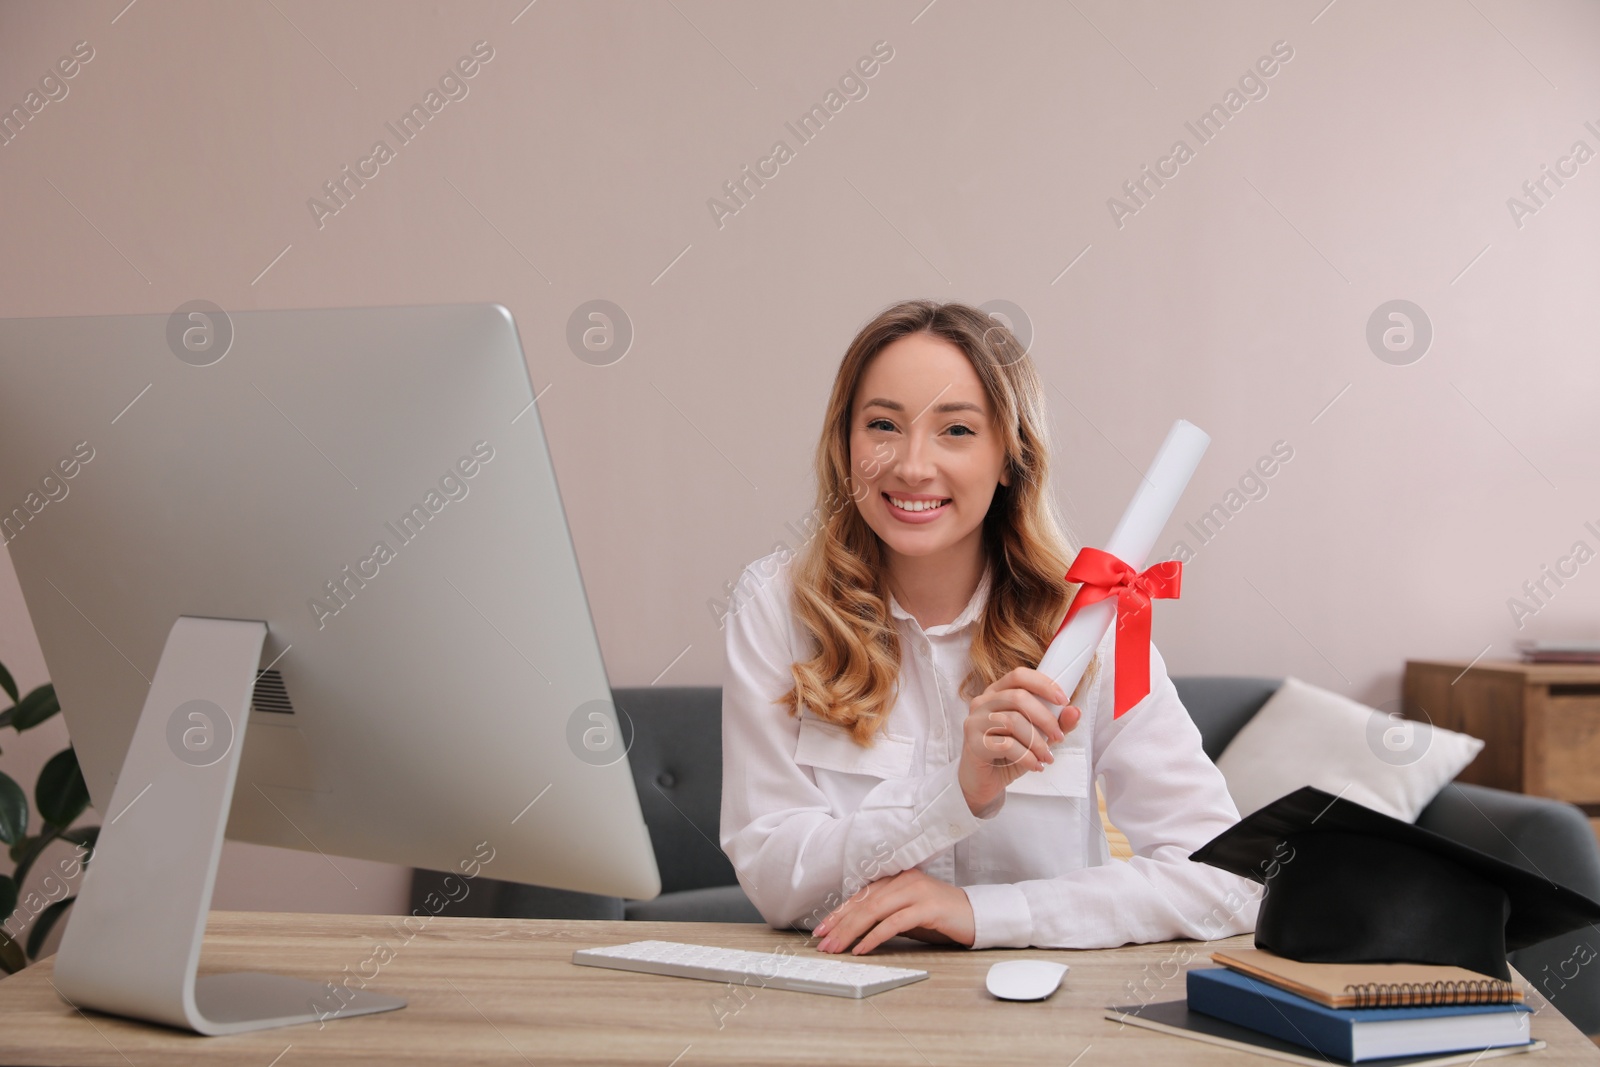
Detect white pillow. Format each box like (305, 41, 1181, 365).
(1214, 676, 1484, 822)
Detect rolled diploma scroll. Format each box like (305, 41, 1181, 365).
(1038, 418, 1211, 721)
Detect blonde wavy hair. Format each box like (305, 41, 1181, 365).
(778, 299, 1099, 746)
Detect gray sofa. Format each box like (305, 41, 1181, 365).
(411, 679, 1600, 1034)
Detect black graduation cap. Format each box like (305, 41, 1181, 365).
(1189, 785, 1600, 982)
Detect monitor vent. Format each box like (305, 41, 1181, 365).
(251, 669, 295, 714)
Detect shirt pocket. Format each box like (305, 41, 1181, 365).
(1003, 744, 1089, 799)
(794, 713, 916, 780)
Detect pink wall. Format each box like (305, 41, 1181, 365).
(1, 0, 1597, 922)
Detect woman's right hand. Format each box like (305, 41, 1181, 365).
(957, 667, 1081, 816)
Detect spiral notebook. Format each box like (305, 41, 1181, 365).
(1212, 949, 1524, 1009)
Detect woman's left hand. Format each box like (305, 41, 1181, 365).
(813, 868, 974, 954)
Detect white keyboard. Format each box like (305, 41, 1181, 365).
(571, 939, 929, 998)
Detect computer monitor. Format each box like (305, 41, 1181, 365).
(0, 303, 661, 1034)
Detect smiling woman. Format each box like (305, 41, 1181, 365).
(718, 299, 1259, 957)
(852, 342, 1007, 584)
(782, 303, 1083, 750)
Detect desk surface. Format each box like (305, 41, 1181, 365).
(0, 911, 1595, 1066)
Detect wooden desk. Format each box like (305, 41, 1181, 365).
(0, 911, 1594, 1065)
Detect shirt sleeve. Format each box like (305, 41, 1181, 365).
(959, 625, 1263, 949)
(719, 562, 1000, 933)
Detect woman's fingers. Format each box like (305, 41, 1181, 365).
(987, 668, 1086, 743)
(818, 876, 909, 952)
(1058, 702, 1082, 733)
(959, 667, 1083, 810)
(995, 666, 1070, 706)
(850, 905, 928, 955)
(988, 738, 1046, 773)
(978, 686, 1065, 744)
(984, 709, 1055, 769)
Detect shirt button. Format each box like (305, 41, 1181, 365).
(947, 822, 961, 835)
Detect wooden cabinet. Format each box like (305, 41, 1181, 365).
(1405, 659, 1600, 808)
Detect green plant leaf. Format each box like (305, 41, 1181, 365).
(0, 931, 24, 975)
(36, 749, 88, 829)
(0, 661, 17, 706)
(60, 826, 98, 866)
(12, 685, 60, 731)
(25, 897, 73, 959)
(0, 770, 26, 846)
(9, 828, 61, 894)
(0, 874, 16, 921)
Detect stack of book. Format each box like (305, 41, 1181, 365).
(1517, 639, 1600, 664)
(1183, 948, 1535, 1063)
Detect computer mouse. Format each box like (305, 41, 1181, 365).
(985, 959, 1070, 1001)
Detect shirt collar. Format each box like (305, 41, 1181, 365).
(886, 564, 993, 637)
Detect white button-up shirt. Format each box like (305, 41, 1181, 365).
(719, 548, 1261, 950)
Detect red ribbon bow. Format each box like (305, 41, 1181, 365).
(1053, 547, 1183, 718)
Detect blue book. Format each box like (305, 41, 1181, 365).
(1186, 968, 1531, 1063)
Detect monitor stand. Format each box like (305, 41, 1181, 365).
(51, 615, 406, 1034)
